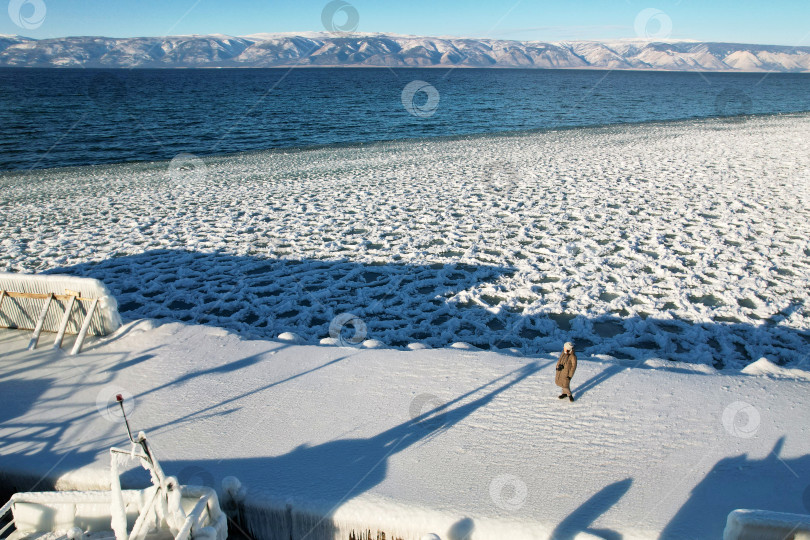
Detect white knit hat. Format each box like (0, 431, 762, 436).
(564, 342, 574, 352)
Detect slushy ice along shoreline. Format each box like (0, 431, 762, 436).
(1, 114, 809, 369)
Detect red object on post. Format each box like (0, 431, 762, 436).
(116, 394, 123, 402)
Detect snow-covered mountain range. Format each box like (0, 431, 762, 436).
(1, 32, 809, 72)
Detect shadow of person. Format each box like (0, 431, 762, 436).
(572, 364, 628, 400)
(550, 478, 632, 540)
(572, 356, 714, 400)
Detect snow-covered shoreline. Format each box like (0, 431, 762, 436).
(2, 112, 810, 538)
(2, 114, 809, 369)
(1, 321, 809, 539)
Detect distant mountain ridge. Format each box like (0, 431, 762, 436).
(1, 32, 809, 72)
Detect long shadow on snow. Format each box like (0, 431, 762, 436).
(551, 478, 633, 540)
(49, 249, 810, 365)
(661, 437, 810, 539)
(160, 362, 544, 539)
(0, 338, 345, 504)
(138, 348, 353, 436)
(0, 343, 123, 498)
(49, 249, 516, 351)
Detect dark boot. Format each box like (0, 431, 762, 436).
(558, 394, 567, 399)
(568, 394, 574, 402)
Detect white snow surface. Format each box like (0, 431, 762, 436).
(1, 115, 809, 369)
(0, 321, 809, 539)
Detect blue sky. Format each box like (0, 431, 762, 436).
(2, 0, 809, 46)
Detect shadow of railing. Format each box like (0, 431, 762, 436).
(159, 362, 544, 539)
(0, 337, 546, 538)
(49, 249, 810, 367)
(660, 437, 810, 539)
(551, 478, 633, 540)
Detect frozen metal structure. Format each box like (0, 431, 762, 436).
(0, 273, 121, 355)
(0, 396, 229, 540)
(723, 509, 810, 540)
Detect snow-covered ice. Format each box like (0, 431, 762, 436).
(1, 114, 809, 369)
(2, 113, 810, 538)
(0, 321, 808, 539)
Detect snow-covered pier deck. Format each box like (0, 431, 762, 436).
(1, 323, 809, 539)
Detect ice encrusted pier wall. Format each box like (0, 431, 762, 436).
(240, 499, 446, 540)
(237, 495, 545, 540)
(237, 499, 810, 540)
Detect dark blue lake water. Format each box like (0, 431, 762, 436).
(0, 67, 808, 171)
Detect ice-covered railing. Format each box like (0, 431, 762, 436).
(0, 273, 121, 354)
(109, 394, 227, 540)
(0, 395, 229, 540)
(724, 509, 810, 540)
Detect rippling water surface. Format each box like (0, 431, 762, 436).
(1, 67, 809, 170)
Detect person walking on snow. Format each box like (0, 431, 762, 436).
(556, 342, 577, 402)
